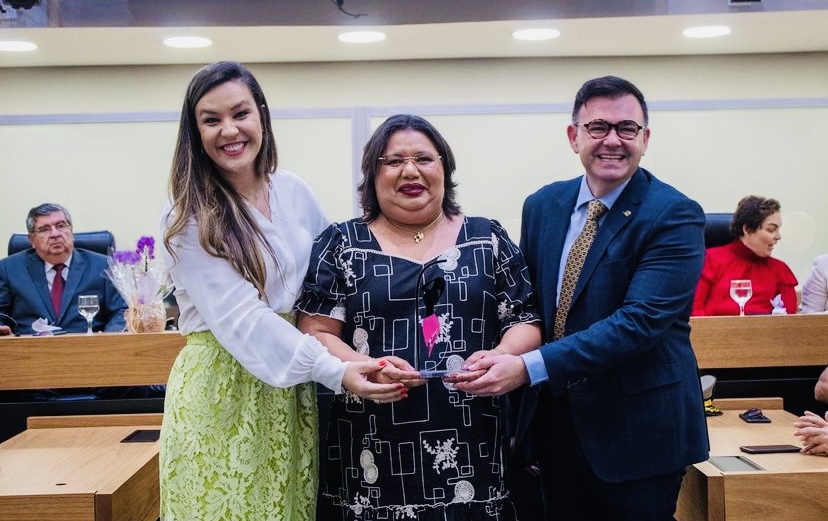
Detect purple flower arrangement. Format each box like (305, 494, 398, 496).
(107, 236, 171, 307)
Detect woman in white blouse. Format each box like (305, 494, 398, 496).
(159, 61, 413, 521)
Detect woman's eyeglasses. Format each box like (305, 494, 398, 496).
(377, 155, 441, 169)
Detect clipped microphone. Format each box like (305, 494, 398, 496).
(413, 258, 449, 377)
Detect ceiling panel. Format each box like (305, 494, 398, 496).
(1, 0, 828, 67)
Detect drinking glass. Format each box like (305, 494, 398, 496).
(729, 280, 753, 317)
(78, 294, 100, 335)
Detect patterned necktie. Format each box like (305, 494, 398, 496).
(554, 200, 607, 340)
(51, 263, 65, 317)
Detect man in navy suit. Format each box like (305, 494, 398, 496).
(452, 76, 708, 519)
(0, 203, 126, 336)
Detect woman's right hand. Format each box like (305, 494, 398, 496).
(342, 359, 410, 403)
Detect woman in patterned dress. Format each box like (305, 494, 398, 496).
(297, 114, 542, 520)
(159, 62, 408, 521)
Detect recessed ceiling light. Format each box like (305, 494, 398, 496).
(163, 36, 213, 49)
(338, 31, 386, 44)
(512, 28, 561, 41)
(683, 26, 731, 38)
(0, 40, 37, 52)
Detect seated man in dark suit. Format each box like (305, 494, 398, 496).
(0, 203, 127, 336)
(0, 203, 132, 400)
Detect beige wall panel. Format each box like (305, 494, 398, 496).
(0, 122, 176, 250)
(645, 107, 825, 281)
(0, 118, 353, 250)
(2, 54, 827, 115)
(272, 117, 354, 223)
(1, 52, 826, 289)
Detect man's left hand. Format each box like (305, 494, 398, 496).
(447, 354, 529, 396)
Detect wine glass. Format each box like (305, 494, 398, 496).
(729, 280, 753, 317)
(78, 294, 100, 335)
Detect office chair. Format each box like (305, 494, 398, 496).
(7, 230, 116, 257)
(698, 213, 734, 416)
(703, 213, 732, 249)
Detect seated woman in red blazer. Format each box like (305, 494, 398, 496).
(693, 195, 798, 316)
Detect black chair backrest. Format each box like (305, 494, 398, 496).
(704, 213, 733, 249)
(7, 230, 116, 257)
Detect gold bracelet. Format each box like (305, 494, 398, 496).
(493, 347, 507, 355)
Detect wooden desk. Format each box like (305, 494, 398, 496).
(690, 314, 828, 370)
(676, 407, 828, 521)
(0, 331, 185, 389)
(0, 424, 160, 521)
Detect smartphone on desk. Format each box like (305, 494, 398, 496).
(739, 444, 801, 454)
(121, 429, 161, 443)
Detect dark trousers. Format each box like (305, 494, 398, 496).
(531, 394, 685, 521)
(504, 437, 546, 521)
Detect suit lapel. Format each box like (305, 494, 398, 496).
(539, 181, 579, 330)
(515, 178, 581, 455)
(61, 250, 88, 323)
(25, 252, 55, 321)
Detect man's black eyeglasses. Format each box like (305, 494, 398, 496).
(576, 119, 644, 140)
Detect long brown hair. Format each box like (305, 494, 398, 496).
(163, 61, 278, 299)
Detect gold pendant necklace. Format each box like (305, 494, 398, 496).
(385, 211, 444, 243)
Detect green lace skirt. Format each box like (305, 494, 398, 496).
(160, 330, 318, 521)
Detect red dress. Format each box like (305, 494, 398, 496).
(692, 239, 798, 316)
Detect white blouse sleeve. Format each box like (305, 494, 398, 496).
(160, 174, 346, 393)
(801, 254, 828, 314)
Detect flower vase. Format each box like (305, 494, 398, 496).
(125, 301, 167, 333)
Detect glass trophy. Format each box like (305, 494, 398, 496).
(414, 259, 457, 378)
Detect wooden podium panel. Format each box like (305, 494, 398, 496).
(0, 333, 175, 519)
(0, 331, 185, 389)
(0, 425, 160, 521)
(676, 407, 828, 521)
(690, 314, 828, 370)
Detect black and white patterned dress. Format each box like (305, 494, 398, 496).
(297, 216, 539, 521)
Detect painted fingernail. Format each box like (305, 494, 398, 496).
(378, 360, 387, 367)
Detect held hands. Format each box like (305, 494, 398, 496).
(463, 347, 503, 365)
(342, 359, 409, 404)
(444, 348, 501, 384)
(342, 348, 532, 401)
(371, 355, 426, 389)
(445, 350, 529, 396)
(794, 410, 828, 455)
(341, 357, 424, 405)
